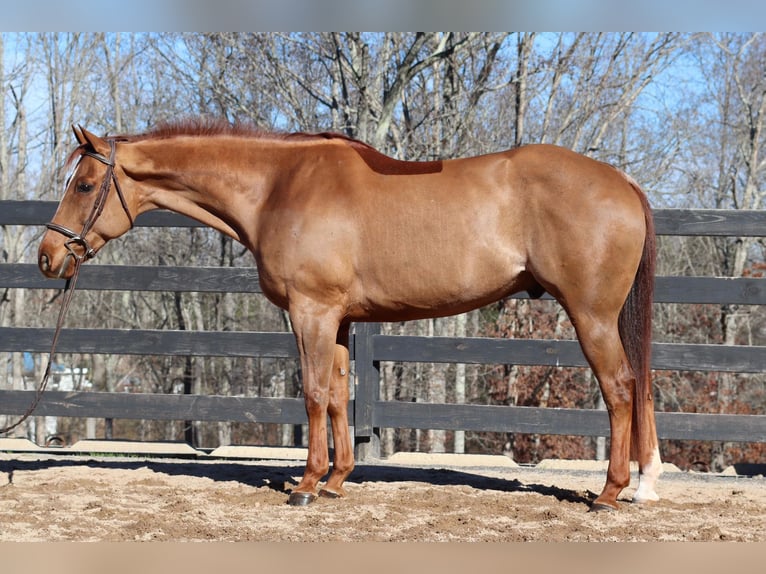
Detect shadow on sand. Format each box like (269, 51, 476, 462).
(0, 455, 598, 506)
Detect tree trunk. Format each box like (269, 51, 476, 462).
(453, 312, 468, 454)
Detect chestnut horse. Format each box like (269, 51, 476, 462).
(38, 120, 662, 511)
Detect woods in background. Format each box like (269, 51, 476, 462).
(1, 33, 764, 469)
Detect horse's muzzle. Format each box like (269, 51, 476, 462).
(38, 252, 52, 275)
(38, 248, 75, 279)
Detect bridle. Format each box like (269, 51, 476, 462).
(45, 138, 134, 262)
(0, 138, 133, 435)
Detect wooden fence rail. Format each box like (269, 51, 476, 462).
(1, 201, 766, 452)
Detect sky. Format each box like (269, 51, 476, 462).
(0, 2, 758, 204)
(0, 30, 722, 206)
(1, 0, 766, 33)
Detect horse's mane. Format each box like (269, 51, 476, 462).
(119, 117, 442, 176)
(124, 117, 316, 143)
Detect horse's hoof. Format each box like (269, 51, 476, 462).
(287, 492, 317, 506)
(318, 488, 343, 499)
(589, 502, 618, 513)
(632, 492, 660, 505)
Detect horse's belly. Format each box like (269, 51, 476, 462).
(351, 257, 531, 321)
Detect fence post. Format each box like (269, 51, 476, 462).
(353, 322, 381, 460)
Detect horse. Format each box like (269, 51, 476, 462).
(38, 119, 662, 511)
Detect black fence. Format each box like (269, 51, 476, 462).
(1, 201, 765, 455)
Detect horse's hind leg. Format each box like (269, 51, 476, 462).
(319, 326, 355, 499)
(569, 312, 635, 511)
(633, 405, 662, 504)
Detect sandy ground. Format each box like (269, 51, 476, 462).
(1, 449, 765, 542)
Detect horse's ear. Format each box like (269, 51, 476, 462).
(72, 124, 88, 146)
(78, 126, 110, 157)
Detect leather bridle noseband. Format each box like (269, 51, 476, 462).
(0, 138, 133, 435)
(45, 138, 134, 263)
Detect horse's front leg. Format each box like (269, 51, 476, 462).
(319, 327, 354, 499)
(287, 302, 341, 507)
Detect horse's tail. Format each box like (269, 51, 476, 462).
(618, 178, 656, 461)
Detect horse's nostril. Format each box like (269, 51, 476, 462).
(40, 253, 50, 272)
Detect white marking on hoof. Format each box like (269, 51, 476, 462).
(632, 447, 662, 503)
(632, 485, 660, 503)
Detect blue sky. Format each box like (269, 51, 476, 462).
(2, 1, 766, 33)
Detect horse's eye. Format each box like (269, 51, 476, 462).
(76, 182, 94, 194)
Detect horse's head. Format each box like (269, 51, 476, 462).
(38, 126, 135, 279)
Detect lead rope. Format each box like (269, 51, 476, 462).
(0, 257, 84, 435)
(0, 140, 123, 436)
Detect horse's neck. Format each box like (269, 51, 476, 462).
(131, 137, 285, 246)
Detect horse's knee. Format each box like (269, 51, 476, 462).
(304, 390, 329, 414)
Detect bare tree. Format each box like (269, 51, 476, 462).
(687, 33, 766, 470)
(1, 34, 34, 436)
